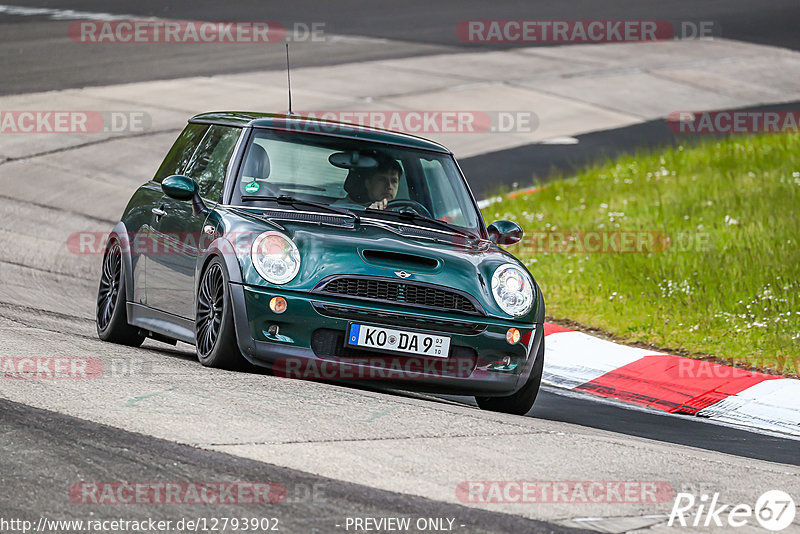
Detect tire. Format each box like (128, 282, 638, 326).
(96, 239, 145, 347)
(475, 338, 544, 415)
(195, 257, 248, 370)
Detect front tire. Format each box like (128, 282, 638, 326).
(475, 338, 544, 415)
(195, 257, 247, 370)
(96, 239, 145, 347)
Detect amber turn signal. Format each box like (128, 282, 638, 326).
(269, 296, 287, 314)
(506, 328, 520, 344)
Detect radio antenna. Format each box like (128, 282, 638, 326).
(285, 42, 294, 115)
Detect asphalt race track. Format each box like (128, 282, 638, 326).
(0, 398, 580, 534)
(2, 0, 800, 95)
(1, 2, 799, 533)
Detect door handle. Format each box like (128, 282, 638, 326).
(151, 207, 167, 217)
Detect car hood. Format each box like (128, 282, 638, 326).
(220, 208, 536, 321)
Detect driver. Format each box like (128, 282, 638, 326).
(341, 155, 401, 210)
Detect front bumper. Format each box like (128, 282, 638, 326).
(229, 282, 543, 396)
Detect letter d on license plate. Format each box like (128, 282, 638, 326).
(347, 323, 450, 358)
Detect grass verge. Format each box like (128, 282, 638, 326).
(485, 133, 800, 375)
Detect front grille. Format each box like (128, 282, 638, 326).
(316, 277, 481, 315)
(312, 303, 486, 335)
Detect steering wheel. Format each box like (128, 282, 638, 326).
(386, 199, 433, 218)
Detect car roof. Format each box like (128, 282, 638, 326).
(189, 111, 451, 153)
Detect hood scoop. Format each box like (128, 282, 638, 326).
(361, 249, 440, 272)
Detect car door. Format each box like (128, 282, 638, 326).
(146, 124, 242, 319)
(130, 123, 209, 307)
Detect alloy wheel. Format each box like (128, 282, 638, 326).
(196, 263, 224, 356)
(97, 242, 121, 330)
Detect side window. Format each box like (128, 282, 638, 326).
(421, 159, 467, 226)
(153, 123, 209, 183)
(185, 125, 242, 202)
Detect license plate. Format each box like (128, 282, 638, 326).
(346, 323, 451, 358)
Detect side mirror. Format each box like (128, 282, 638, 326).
(162, 174, 196, 200)
(161, 175, 208, 216)
(487, 220, 523, 245)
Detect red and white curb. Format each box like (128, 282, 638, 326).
(542, 323, 800, 437)
(477, 186, 542, 209)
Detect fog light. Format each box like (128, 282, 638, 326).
(502, 356, 512, 366)
(269, 296, 287, 314)
(506, 328, 520, 344)
(268, 324, 280, 336)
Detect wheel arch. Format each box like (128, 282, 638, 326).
(194, 238, 256, 359)
(107, 222, 135, 303)
(195, 237, 244, 289)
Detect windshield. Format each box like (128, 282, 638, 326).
(232, 129, 483, 235)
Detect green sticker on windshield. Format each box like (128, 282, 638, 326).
(244, 181, 260, 194)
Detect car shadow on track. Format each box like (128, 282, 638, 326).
(133, 341, 799, 466)
(441, 388, 800, 466)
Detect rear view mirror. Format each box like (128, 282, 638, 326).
(329, 151, 378, 170)
(487, 220, 523, 245)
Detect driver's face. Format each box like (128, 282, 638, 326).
(366, 170, 399, 202)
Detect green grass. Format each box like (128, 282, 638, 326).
(486, 133, 800, 375)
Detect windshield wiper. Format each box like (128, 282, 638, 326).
(241, 195, 360, 223)
(364, 208, 480, 243)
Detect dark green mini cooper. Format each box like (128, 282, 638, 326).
(97, 112, 545, 414)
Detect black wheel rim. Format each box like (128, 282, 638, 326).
(97, 242, 121, 330)
(196, 263, 224, 357)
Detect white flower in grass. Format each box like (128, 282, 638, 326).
(724, 215, 739, 226)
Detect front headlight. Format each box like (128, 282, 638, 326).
(251, 231, 301, 285)
(491, 263, 534, 317)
